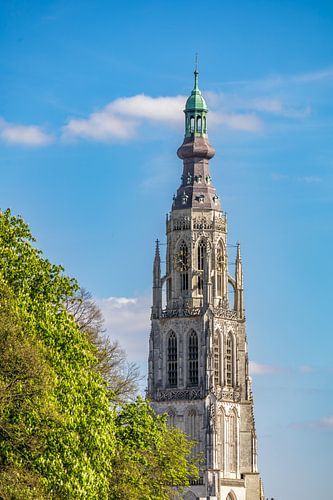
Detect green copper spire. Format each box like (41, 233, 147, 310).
(184, 65, 208, 138)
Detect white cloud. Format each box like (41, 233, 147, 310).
(292, 415, 333, 431)
(246, 97, 311, 118)
(317, 416, 333, 430)
(62, 109, 137, 141)
(62, 95, 185, 142)
(272, 173, 322, 183)
(108, 94, 185, 123)
(96, 295, 151, 368)
(291, 67, 333, 84)
(210, 111, 262, 132)
(249, 361, 279, 375)
(227, 66, 333, 89)
(0, 118, 53, 146)
(208, 92, 311, 120)
(297, 175, 322, 184)
(299, 364, 316, 373)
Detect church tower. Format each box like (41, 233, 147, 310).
(147, 68, 264, 500)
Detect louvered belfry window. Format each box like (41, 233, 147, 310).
(179, 241, 189, 293)
(216, 245, 224, 297)
(214, 333, 220, 385)
(226, 335, 233, 386)
(167, 332, 177, 387)
(188, 330, 198, 385)
(197, 240, 206, 295)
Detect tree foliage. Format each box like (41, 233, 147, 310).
(0, 209, 198, 499)
(110, 398, 199, 499)
(0, 209, 115, 498)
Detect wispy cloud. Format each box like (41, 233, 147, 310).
(271, 173, 322, 183)
(0, 118, 54, 146)
(299, 364, 316, 374)
(317, 415, 333, 430)
(62, 95, 185, 142)
(224, 66, 333, 89)
(249, 361, 280, 375)
(210, 110, 262, 132)
(291, 415, 333, 431)
(207, 92, 311, 120)
(290, 67, 333, 84)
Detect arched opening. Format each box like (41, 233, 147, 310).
(228, 411, 238, 473)
(187, 408, 200, 457)
(214, 332, 221, 386)
(188, 330, 198, 385)
(167, 332, 177, 387)
(197, 115, 202, 133)
(226, 491, 237, 500)
(197, 239, 206, 295)
(203, 115, 207, 133)
(216, 243, 224, 297)
(217, 408, 224, 469)
(190, 116, 195, 133)
(225, 334, 233, 386)
(178, 241, 189, 294)
(228, 277, 235, 309)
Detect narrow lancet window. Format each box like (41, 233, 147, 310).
(179, 241, 189, 294)
(214, 333, 221, 385)
(216, 244, 224, 297)
(188, 330, 198, 385)
(226, 334, 233, 386)
(197, 239, 206, 295)
(168, 332, 177, 387)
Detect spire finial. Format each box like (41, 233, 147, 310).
(236, 241, 242, 261)
(155, 239, 160, 258)
(194, 53, 199, 91)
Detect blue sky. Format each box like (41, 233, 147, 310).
(1, 1, 333, 498)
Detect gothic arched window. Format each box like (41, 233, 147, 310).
(225, 334, 233, 386)
(214, 332, 221, 386)
(167, 332, 177, 387)
(188, 330, 198, 385)
(216, 243, 224, 297)
(178, 241, 189, 294)
(197, 239, 206, 295)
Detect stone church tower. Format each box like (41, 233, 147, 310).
(147, 69, 264, 500)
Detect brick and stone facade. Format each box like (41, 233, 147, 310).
(147, 69, 264, 500)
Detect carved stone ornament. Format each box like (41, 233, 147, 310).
(173, 216, 191, 231)
(156, 388, 203, 401)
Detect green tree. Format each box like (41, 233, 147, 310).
(110, 398, 199, 500)
(0, 280, 51, 499)
(0, 210, 115, 499)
